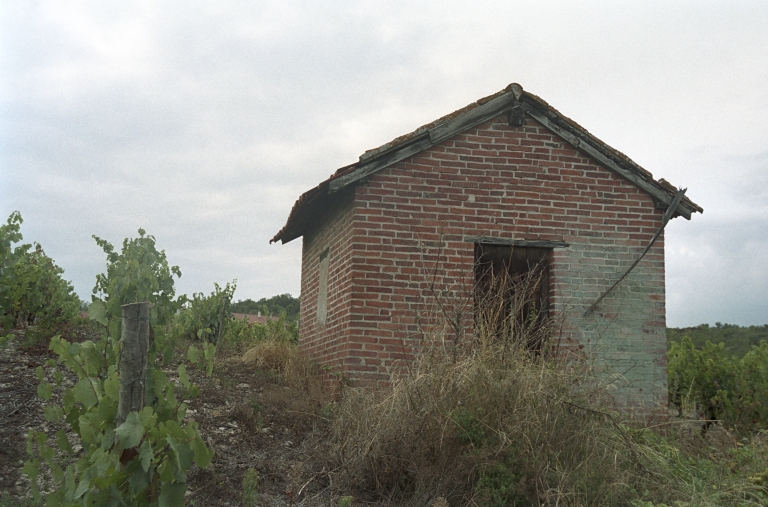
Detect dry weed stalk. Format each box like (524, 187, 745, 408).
(472, 261, 557, 358)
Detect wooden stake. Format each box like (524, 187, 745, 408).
(215, 295, 228, 345)
(116, 302, 150, 426)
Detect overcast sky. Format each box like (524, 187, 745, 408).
(1, 1, 766, 327)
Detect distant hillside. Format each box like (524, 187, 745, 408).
(230, 294, 299, 322)
(667, 323, 768, 358)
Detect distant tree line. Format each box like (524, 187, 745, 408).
(230, 293, 299, 322)
(667, 322, 768, 358)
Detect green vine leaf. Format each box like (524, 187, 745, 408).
(45, 405, 64, 423)
(74, 473, 91, 499)
(138, 439, 153, 472)
(189, 431, 213, 468)
(128, 465, 150, 494)
(115, 411, 144, 449)
(166, 434, 193, 481)
(74, 377, 99, 408)
(37, 382, 52, 400)
(88, 299, 108, 327)
(21, 459, 40, 501)
(56, 429, 73, 455)
(203, 342, 216, 377)
(187, 345, 200, 363)
(159, 482, 186, 507)
(178, 363, 190, 390)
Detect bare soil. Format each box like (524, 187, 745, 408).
(0, 328, 338, 507)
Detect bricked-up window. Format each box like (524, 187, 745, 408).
(474, 244, 550, 351)
(317, 248, 329, 325)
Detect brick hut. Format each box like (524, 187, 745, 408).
(271, 83, 702, 416)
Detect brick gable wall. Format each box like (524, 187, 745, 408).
(300, 113, 668, 419)
(299, 188, 357, 374)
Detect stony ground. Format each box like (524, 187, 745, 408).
(0, 327, 340, 507)
(0, 331, 51, 499)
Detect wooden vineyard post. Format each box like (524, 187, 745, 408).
(215, 295, 228, 345)
(116, 302, 151, 426)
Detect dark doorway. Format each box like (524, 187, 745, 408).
(474, 244, 551, 351)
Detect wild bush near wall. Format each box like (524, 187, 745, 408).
(24, 229, 214, 506)
(329, 274, 619, 506)
(668, 336, 768, 433)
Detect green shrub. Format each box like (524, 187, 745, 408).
(222, 313, 297, 349)
(667, 323, 768, 358)
(0, 211, 80, 334)
(24, 228, 213, 506)
(242, 468, 259, 507)
(220, 314, 261, 348)
(451, 407, 489, 447)
(170, 282, 236, 344)
(475, 458, 532, 507)
(668, 336, 768, 433)
(230, 294, 299, 323)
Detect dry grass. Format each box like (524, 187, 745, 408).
(236, 334, 768, 506)
(327, 343, 768, 506)
(328, 343, 633, 506)
(241, 339, 324, 396)
(322, 268, 768, 506)
(242, 340, 296, 372)
(235, 269, 768, 506)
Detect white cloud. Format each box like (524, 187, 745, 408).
(1, 0, 767, 325)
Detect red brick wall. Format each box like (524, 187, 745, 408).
(299, 189, 357, 375)
(301, 114, 668, 417)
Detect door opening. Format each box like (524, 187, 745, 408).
(474, 244, 551, 352)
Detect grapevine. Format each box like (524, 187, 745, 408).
(25, 229, 214, 506)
